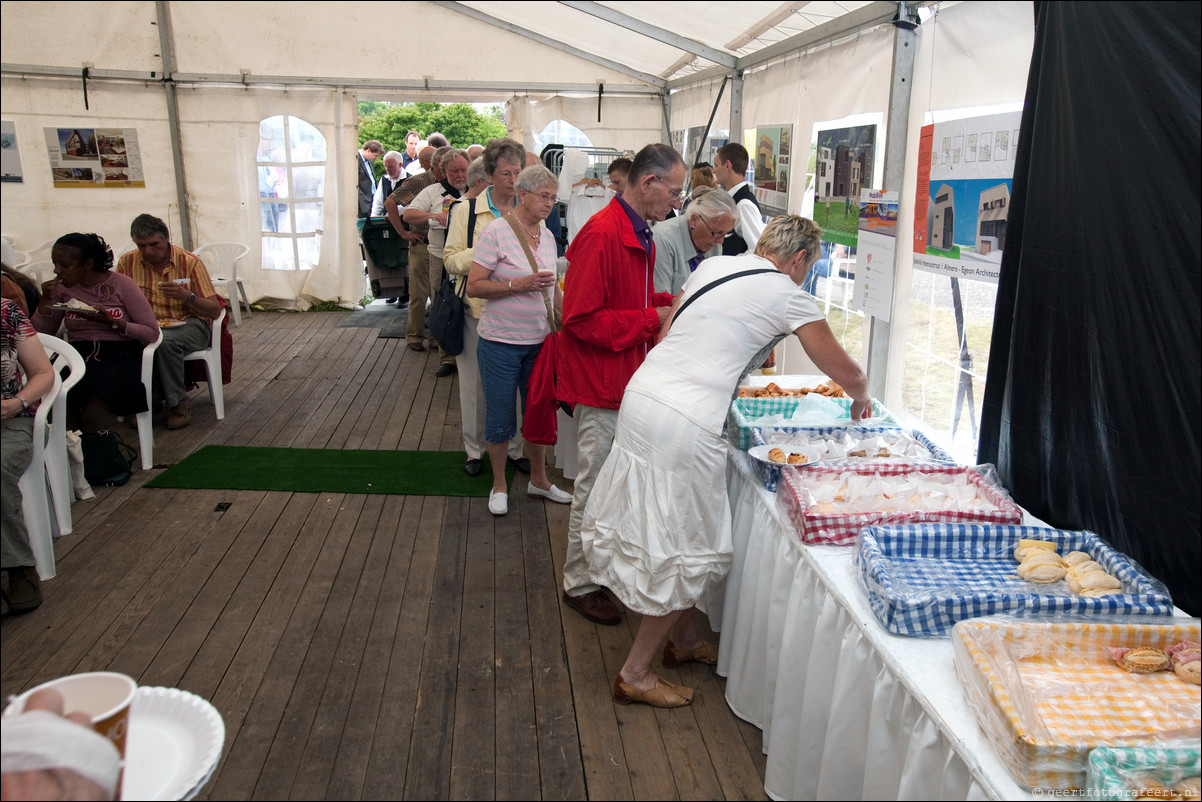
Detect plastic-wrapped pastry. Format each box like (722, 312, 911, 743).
(1063, 550, 1092, 567)
(1172, 776, 1201, 800)
(1017, 561, 1067, 583)
(1067, 559, 1105, 577)
(1013, 539, 1056, 561)
(1021, 550, 1065, 568)
(1110, 646, 1170, 673)
(1167, 641, 1202, 685)
(1073, 570, 1123, 593)
(768, 448, 787, 464)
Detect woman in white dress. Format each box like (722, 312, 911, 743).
(581, 215, 872, 707)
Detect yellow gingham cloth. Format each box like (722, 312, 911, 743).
(954, 620, 1201, 789)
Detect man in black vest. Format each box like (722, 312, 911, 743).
(357, 140, 383, 219)
(714, 143, 765, 255)
(370, 151, 405, 219)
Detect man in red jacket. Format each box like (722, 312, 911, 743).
(558, 144, 685, 624)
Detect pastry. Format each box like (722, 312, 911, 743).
(786, 453, 807, 465)
(1063, 550, 1092, 567)
(1021, 550, 1065, 568)
(1017, 561, 1066, 583)
(1014, 539, 1056, 561)
(1172, 777, 1201, 800)
(768, 448, 787, 464)
(1067, 559, 1105, 577)
(1073, 570, 1122, 592)
(65, 298, 97, 311)
(1168, 641, 1201, 686)
(1112, 647, 1170, 673)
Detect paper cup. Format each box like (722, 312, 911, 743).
(4, 671, 137, 766)
(172, 278, 191, 286)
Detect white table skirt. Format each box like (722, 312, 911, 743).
(717, 449, 1032, 801)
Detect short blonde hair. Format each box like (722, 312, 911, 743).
(754, 215, 823, 269)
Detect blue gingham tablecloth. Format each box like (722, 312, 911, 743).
(856, 523, 1175, 637)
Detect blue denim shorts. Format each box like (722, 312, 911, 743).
(476, 337, 542, 443)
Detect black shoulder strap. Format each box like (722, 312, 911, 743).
(672, 268, 776, 325)
(466, 197, 479, 248)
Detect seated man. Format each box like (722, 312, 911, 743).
(116, 214, 222, 430)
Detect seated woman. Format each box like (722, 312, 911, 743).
(467, 164, 572, 516)
(2, 298, 56, 612)
(31, 233, 159, 432)
(581, 215, 872, 707)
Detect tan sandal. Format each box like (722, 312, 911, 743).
(613, 674, 693, 708)
(662, 639, 719, 668)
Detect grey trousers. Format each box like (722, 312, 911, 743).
(155, 317, 211, 407)
(2, 416, 36, 569)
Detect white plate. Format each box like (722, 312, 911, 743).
(121, 687, 224, 801)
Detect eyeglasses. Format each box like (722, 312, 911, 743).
(652, 175, 686, 201)
(692, 217, 733, 240)
(524, 191, 558, 204)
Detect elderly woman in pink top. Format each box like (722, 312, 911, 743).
(467, 164, 571, 516)
(32, 233, 159, 432)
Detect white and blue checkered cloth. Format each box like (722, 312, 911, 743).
(856, 523, 1175, 637)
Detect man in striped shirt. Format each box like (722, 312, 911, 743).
(116, 214, 221, 430)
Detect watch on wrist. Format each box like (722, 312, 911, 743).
(17, 395, 30, 410)
(111, 321, 120, 330)
(186, 292, 196, 305)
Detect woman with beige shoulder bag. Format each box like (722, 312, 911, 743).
(466, 164, 570, 517)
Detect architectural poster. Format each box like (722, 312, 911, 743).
(1, 122, 22, 183)
(750, 124, 791, 214)
(851, 189, 898, 322)
(812, 124, 877, 249)
(912, 110, 1022, 283)
(43, 127, 145, 188)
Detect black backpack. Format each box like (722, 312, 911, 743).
(81, 430, 137, 486)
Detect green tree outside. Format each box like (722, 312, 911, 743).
(358, 102, 508, 177)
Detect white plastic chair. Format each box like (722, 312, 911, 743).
(135, 329, 164, 470)
(195, 243, 252, 326)
(21, 260, 55, 287)
(18, 370, 62, 581)
(183, 308, 226, 420)
(38, 334, 85, 536)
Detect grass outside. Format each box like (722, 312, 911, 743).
(822, 273, 996, 456)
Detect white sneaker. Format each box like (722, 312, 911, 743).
(488, 490, 508, 516)
(527, 482, 572, 504)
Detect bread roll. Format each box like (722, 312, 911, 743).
(1118, 647, 1169, 673)
(1074, 570, 1122, 592)
(1017, 561, 1067, 583)
(1064, 551, 1092, 567)
(1014, 539, 1056, 561)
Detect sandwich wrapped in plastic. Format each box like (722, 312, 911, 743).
(1085, 745, 1200, 801)
(726, 395, 899, 449)
(855, 524, 1174, 637)
(952, 616, 1202, 790)
(777, 463, 1021, 545)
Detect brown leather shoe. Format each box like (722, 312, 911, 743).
(407, 341, 427, 352)
(662, 639, 719, 668)
(613, 674, 693, 708)
(166, 398, 192, 430)
(562, 590, 622, 625)
(6, 566, 43, 613)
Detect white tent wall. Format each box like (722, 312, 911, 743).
(668, 74, 732, 147)
(0, 77, 180, 254)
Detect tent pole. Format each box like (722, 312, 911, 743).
(155, 1, 193, 250)
(691, 76, 728, 168)
(728, 71, 743, 150)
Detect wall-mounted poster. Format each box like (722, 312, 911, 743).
(812, 124, 877, 249)
(43, 127, 145, 187)
(912, 110, 1021, 284)
(1, 122, 22, 183)
(685, 125, 728, 168)
(751, 124, 791, 214)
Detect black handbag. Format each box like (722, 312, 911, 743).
(80, 429, 137, 487)
(428, 272, 467, 356)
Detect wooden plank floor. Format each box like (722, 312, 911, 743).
(1, 305, 768, 801)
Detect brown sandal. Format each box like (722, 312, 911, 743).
(662, 639, 719, 668)
(613, 674, 694, 708)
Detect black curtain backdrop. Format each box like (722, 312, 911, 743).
(979, 1, 1201, 615)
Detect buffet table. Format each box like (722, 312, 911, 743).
(717, 448, 1037, 800)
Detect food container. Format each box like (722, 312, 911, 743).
(745, 428, 956, 492)
(856, 524, 1174, 636)
(778, 463, 1021, 546)
(952, 617, 1201, 790)
(727, 396, 898, 449)
(1084, 745, 1200, 801)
